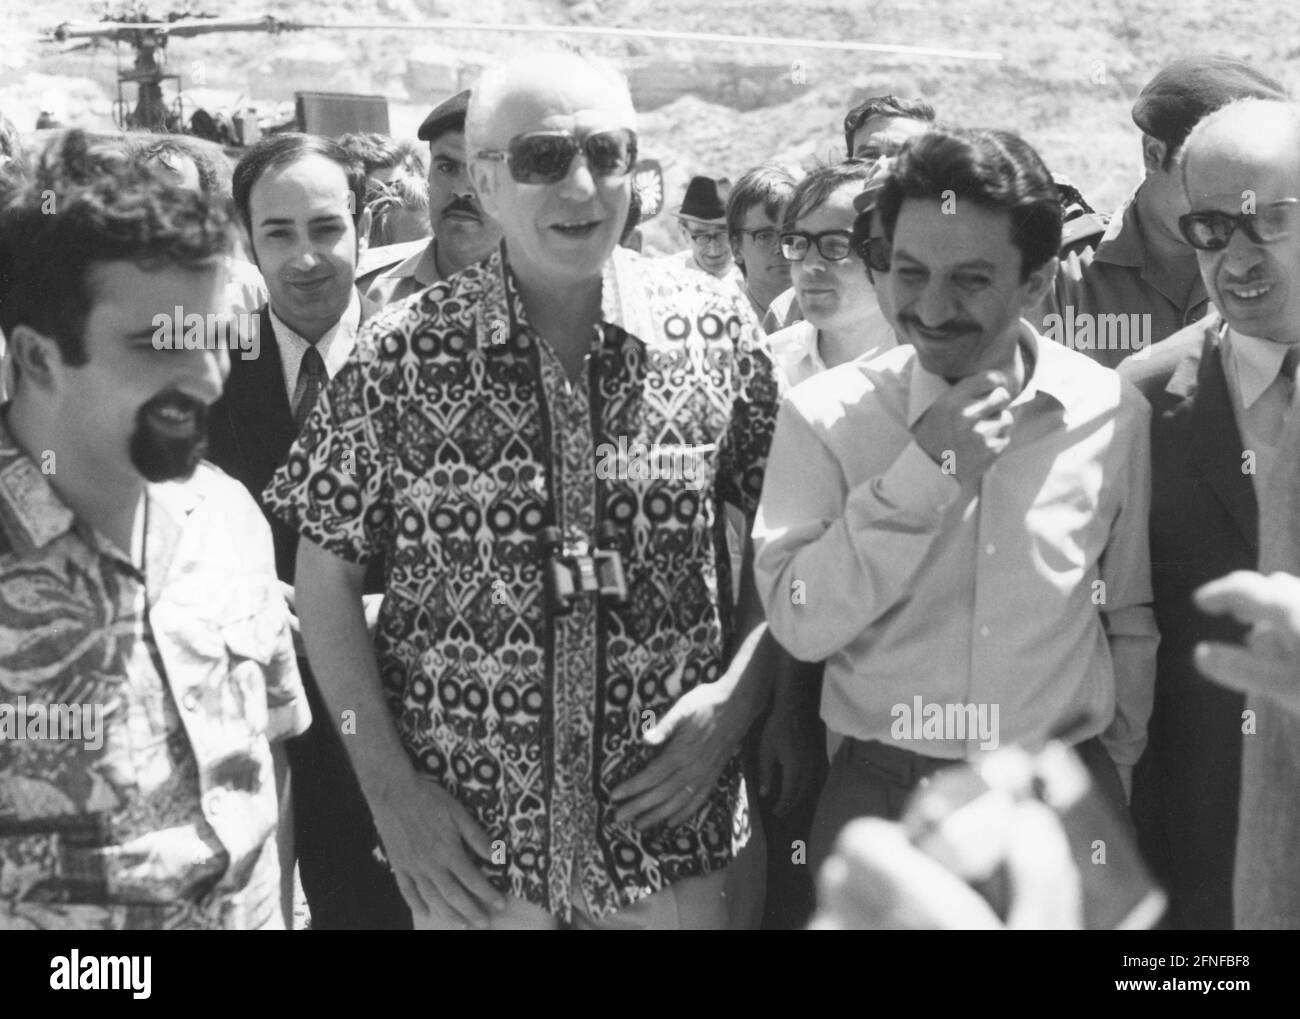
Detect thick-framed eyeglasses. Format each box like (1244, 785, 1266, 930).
(780, 229, 855, 262)
(475, 128, 637, 185)
(1178, 198, 1300, 250)
(738, 227, 781, 250)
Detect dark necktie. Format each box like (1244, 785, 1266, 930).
(294, 344, 326, 433)
(1281, 344, 1300, 401)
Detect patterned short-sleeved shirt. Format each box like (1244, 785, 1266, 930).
(265, 244, 782, 919)
(0, 422, 309, 930)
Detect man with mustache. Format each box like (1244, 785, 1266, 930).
(0, 130, 308, 929)
(754, 128, 1157, 876)
(357, 90, 503, 305)
(1121, 98, 1300, 929)
(206, 133, 409, 929)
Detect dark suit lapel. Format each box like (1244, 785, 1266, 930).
(1184, 325, 1258, 552)
(226, 306, 297, 482)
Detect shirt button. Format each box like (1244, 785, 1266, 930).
(979, 625, 991, 638)
(205, 790, 225, 815)
(181, 689, 199, 712)
(985, 543, 996, 556)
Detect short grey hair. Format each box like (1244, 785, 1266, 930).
(465, 51, 636, 160)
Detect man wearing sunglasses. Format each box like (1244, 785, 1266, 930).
(755, 128, 1156, 878)
(1040, 56, 1287, 369)
(265, 51, 788, 930)
(1119, 99, 1300, 929)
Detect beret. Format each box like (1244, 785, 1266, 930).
(1132, 56, 1287, 149)
(417, 89, 472, 142)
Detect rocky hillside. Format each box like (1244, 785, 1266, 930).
(5, 0, 1297, 251)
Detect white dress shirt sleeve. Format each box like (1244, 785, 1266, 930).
(753, 396, 961, 662)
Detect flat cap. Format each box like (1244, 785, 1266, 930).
(417, 89, 471, 142)
(1132, 56, 1287, 150)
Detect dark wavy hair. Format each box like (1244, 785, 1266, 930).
(131, 132, 232, 200)
(0, 129, 235, 368)
(843, 95, 935, 157)
(876, 128, 1062, 281)
(338, 132, 426, 178)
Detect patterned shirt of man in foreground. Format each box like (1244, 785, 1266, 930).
(0, 132, 308, 930)
(265, 52, 786, 929)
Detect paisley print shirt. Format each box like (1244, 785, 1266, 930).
(265, 245, 782, 919)
(0, 424, 309, 930)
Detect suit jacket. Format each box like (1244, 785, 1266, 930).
(206, 295, 384, 591)
(1118, 312, 1252, 930)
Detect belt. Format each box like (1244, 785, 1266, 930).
(839, 735, 1109, 791)
(838, 737, 963, 789)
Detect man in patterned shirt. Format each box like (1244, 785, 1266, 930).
(266, 51, 786, 929)
(0, 131, 309, 930)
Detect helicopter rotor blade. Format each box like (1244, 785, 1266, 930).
(41, 16, 1000, 61)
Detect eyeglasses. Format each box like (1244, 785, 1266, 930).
(738, 227, 780, 250)
(475, 128, 637, 185)
(1178, 198, 1300, 250)
(856, 236, 892, 274)
(688, 228, 728, 248)
(780, 229, 855, 262)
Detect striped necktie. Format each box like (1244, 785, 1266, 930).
(294, 344, 326, 433)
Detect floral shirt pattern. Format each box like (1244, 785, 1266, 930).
(0, 422, 309, 930)
(265, 245, 781, 919)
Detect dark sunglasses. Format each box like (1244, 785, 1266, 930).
(1178, 198, 1300, 250)
(856, 236, 892, 274)
(476, 128, 638, 185)
(780, 229, 855, 262)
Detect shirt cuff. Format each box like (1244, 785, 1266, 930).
(868, 440, 961, 519)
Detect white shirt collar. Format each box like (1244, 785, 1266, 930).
(769, 321, 825, 387)
(270, 289, 362, 400)
(1223, 326, 1293, 410)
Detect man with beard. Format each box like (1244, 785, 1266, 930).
(357, 90, 503, 305)
(206, 132, 410, 929)
(754, 128, 1157, 875)
(0, 130, 308, 930)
